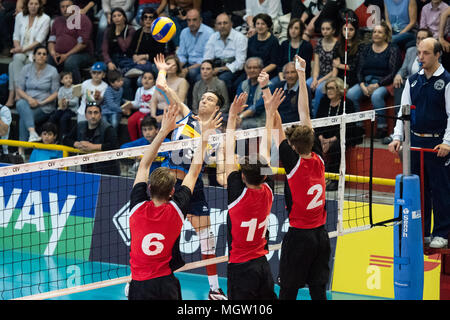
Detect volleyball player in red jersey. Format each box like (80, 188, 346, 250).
(128, 103, 222, 300)
(222, 91, 281, 300)
(265, 55, 331, 300)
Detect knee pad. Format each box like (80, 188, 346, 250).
(199, 227, 216, 255)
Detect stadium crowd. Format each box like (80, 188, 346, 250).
(0, 0, 448, 165)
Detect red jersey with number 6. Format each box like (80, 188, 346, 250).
(286, 152, 327, 229)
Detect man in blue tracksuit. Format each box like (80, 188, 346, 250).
(389, 37, 450, 249)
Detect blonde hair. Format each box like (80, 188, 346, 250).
(286, 125, 315, 155)
(148, 167, 176, 200)
(322, 77, 346, 96)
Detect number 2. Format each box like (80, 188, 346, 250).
(306, 184, 323, 210)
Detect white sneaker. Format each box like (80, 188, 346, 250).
(429, 236, 448, 249)
(125, 68, 144, 78)
(208, 288, 227, 300)
(28, 132, 41, 142)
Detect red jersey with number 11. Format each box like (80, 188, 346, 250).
(285, 152, 327, 229)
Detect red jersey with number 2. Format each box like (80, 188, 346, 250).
(286, 152, 327, 229)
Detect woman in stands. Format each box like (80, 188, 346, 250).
(6, 0, 50, 108)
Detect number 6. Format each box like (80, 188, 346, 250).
(142, 233, 165, 256)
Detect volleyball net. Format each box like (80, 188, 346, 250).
(0, 108, 386, 300)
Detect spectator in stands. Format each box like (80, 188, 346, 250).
(192, 60, 229, 113)
(244, 0, 283, 38)
(47, 0, 94, 85)
(246, 13, 280, 80)
(78, 61, 108, 122)
(420, 0, 448, 39)
(346, 21, 402, 138)
(49, 71, 79, 143)
(0, 0, 21, 55)
(29, 122, 63, 162)
(272, 61, 313, 123)
(124, 70, 155, 141)
(102, 69, 126, 133)
(314, 77, 360, 191)
(203, 12, 248, 98)
(168, 0, 201, 46)
(332, 16, 363, 90)
(438, 6, 450, 71)
(235, 57, 267, 129)
(5, 0, 50, 108)
(0, 102, 12, 156)
(303, 0, 346, 41)
(101, 7, 135, 100)
(279, 18, 313, 81)
(150, 55, 189, 122)
(96, 1, 135, 57)
(16, 45, 59, 151)
(307, 19, 338, 118)
(63, 101, 121, 175)
(384, 0, 417, 49)
(135, 0, 167, 25)
(125, 7, 175, 78)
(102, 7, 136, 74)
(73, 0, 97, 21)
(177, 8, 214, 86)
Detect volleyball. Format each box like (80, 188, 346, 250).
(151, 17, 176, 43)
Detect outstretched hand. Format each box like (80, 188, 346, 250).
(193, 110, 223, 139)
(263, 87, 285, 116)
(229, 92, 248, 116)
(257, 71, 270, 88)
(160, 104, 182, 133)
(154, 53, 169, 72)
(294, 55, 306, 74)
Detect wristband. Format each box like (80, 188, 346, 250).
(158, 70, 167, 76)
(261, 85, 269, 90)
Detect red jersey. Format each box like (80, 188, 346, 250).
(280, 140, 327, 229)
(226, 172, 274, 264)
(129, 183, 191, 281)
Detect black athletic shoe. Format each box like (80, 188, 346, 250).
(208, 288, 228, 300)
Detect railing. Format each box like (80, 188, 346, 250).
(0, 139, 81, 158)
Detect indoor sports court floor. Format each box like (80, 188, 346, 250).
(0, 249, 388, 300)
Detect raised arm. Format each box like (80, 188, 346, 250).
(133, 104, 180, 186)
(295, 55, 312, 129)
(182, 110, 223, 193)
(225, 92, 248, 181)
(262, 87, 285, 162)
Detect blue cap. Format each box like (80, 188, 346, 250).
(91, 61, 106, 72)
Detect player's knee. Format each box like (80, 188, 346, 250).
(199, 227, 216, 255)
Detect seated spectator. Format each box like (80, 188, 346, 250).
(278, 18, 313, 80)
(135, 0, 167, 25)
(346, 21, 402, 138)
(78, 62, 108, 122)
(29, 122, 63, 162)
(125, 7, 176, 78)
(0, 0, 20, 55)
(314, 77, 361, 191)
(49, 71, 79, 143)
(47, 0, 94, 84)
(177, 8, 214, 86)
(200, 0, 245, 28)
(96, 0, 135, 57)
(16, 45, 59, 154)
(384, 0, 417, 50)
(246, 13, 280, 80)
(272, 61, 313, 124)
(124, 70, 156, 141)
(303, 0, 346, 41)
(244, 0, 283, 38)
(235, 57, 267, 129)
(332, 16, 363, 89)
(307, 19, 338, 118)
(102, 69, 126, 133)
(203, 12, 248, 98)
(120, 114, 168, 174)
(192, 60, 229, 113)
(150, 55, 189, 122)
(0, 102, 12, 157)
(168, 0, 201, 46)
(420, 0, 448, 39)
(63, 101, 121, 176)
(6, 0, 50, 108)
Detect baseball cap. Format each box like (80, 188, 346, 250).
(91, 62, 106, 72)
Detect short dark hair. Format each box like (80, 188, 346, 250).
(205, 89, 225, 109)
(433, 39, 443, 55)
(417, 28, 433, 39)
(60, 71, 72, 79)
(239, 154, 269, 186)
(253, 13, 273, 30)
(141, 114, 158, 130)
(201, 59, 214, 68)
(33, 45, 48, 56)
(41, 122, 58, 136)
(86, 101, 102, 113)
(287, 18, 305, 41)
(286, 125, 315, 155)
(107, 69, 123, 84)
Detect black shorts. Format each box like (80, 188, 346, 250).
(175, 178, 209, 216)
(278, 225, 331, 289)
(128, 273, 182, 300)
(227, 256, 278, 300)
